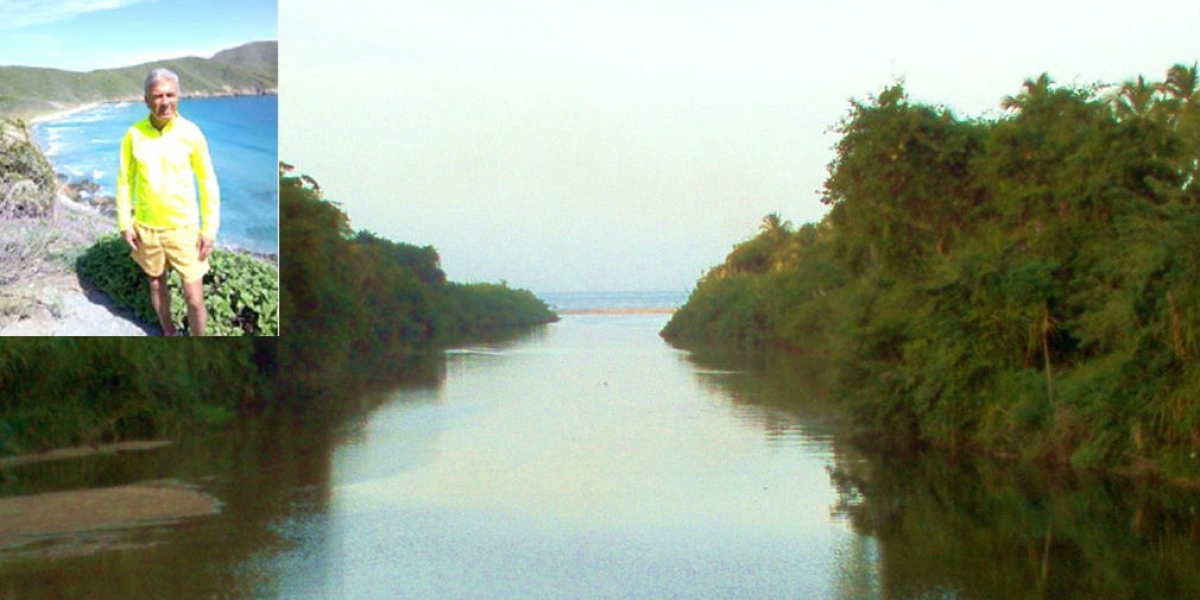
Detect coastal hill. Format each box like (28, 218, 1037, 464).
(0, 40, 278, 119)
(211, 41, 277, 76)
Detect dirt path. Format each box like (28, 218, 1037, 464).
(1, 196, 155, 336)
(0, 273, 153, 336)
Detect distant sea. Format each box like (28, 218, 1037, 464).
(538, 290, 690, 313)
(33, 96, 278, 255)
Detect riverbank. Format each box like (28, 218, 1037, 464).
(662, 75, 1200, 485)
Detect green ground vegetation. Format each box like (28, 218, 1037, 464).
(662, 65, 1200, 480)
(0, 339, 267, 454)
(75, 236, 280, 336)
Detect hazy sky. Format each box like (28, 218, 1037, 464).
(284, 1, 1190, 293)
(0, 0, 276, 71)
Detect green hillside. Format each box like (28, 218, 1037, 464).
(211, 40, 277, 76)
(0, 41, 277, 119)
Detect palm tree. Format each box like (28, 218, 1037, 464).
(758, 212, 790, 239)
(1109, 75, 1159, 121)
(1001, 73, 1054, 113)
(1156, 63, 1200, 190)
(1158, 63, 1199, 113)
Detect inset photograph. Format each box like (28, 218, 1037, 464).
(0, 0, 278, 336)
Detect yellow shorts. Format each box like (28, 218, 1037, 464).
(130, 223, 209, 283)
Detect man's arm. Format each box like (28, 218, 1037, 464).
(116, 129, 137, 250)
(191, 131, 220, 243)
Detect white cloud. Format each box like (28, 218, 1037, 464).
(0, 0, 156, 31)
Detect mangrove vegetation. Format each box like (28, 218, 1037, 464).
(663, 65, 1200, 481)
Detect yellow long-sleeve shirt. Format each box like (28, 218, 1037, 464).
(116, 114, 220, 240)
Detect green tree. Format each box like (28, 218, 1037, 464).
(666, 67, 1200, 478)
(1110, 75, 1159, 120)
(822, 84, 985, 277)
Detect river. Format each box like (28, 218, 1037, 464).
(2, 313, 1198, 598)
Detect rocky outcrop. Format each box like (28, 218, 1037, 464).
(0, 118, 56, 218)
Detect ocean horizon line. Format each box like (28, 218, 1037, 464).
(536, 289, 689, 313)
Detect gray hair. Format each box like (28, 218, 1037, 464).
(144, 68, 180, 96)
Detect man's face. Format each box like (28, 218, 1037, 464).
(145, 79, 179, 123)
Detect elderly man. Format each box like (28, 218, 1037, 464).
(116, 68, 220, 336)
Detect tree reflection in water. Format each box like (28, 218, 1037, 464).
(685, 345, 1200, 600)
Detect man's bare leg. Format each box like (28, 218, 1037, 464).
(148, 274, 177, 335)
(182, 279, 206, 336)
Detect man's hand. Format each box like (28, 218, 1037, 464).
(122, 228, 139, 252)
(197, 235, 215, 261)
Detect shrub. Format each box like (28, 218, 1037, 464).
(0, 118, 56, 218)
(76, 235, 279, 336)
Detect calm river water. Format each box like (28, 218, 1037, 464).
(2, 313, 1198, 598)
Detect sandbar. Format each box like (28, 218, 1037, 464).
(558, 307, 677, 315)
(0, 479, 218, 545)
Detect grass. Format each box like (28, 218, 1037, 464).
(0, 197, 125, 328)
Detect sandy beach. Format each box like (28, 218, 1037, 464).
(557, 307, 677, 315)
(26, 101, 109, 124)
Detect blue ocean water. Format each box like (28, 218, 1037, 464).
(537, 290, 690, 312)
(33, 96, 278, 254)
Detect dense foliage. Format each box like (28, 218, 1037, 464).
(0, 339, 265, 453)
(663, 65, 1200, 478)
(276, 168, 558, 400)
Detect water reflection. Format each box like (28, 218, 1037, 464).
(3, 316, 1198, 599)
(685, 345, 1200, 600)
(0, 352, 446, 599)
(829, 452, 1200, 599)
(0, 425, 329, 598)
(267, 314, 859, 598)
